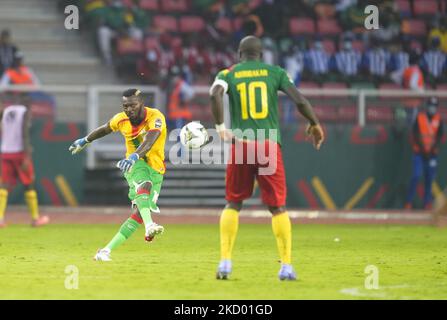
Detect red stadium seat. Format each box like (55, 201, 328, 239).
(299, 81, 320, 89)
(153, 15, 178, 32)
(379, 83, 402, 100)
(315, 4, 336, 19)
(179, 16, 206, 33)
(402, 19, 427, 36)
(322, 82, 347, 90)
(144, 37, 159, 50)
(414, 0, 438, 15)
(379, 83, 402, 90)
(233, 17, 244, 31)
(216, 17, 233, 33)
(338, 105, 357, 122)
(322, 39, 336, 54)
(161, 0, 189, 12)
(116, 37, 144, 55)
(139, 0, 159, 10)
(248, 0, 263, 10)
(313, 105, 338, 122)
(289, 18, 315, 35)
(366, 106, 394, 123)
(395, 0, 411, 16)
(317, 19, 341, 35)
(121, 0, 132, 7)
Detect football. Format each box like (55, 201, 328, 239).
(179, 121, 209, 149)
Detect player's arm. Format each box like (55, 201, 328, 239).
(432, 121, 444, 155)
(116, 130, 161, 173)
(135, 130, 160, 158)
(284, 85, 324, 150)
(21, 108, 33, 169)
(413, 120, 426, 155)
(210, 70, 233, 141)
(69, 122, 113, 155)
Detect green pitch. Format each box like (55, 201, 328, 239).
(1, 224, 447, 299)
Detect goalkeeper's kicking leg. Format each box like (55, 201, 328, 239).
(94, 209, 143, 261)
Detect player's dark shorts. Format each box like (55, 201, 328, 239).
(1, 152, 35, 187)
(226, 139, 286, 207)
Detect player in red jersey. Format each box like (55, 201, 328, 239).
(0, 93, 49, 227)
(210, 36, 324, 280)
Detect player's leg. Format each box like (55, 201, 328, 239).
(217, 201, 242, 279)
(257, 142, 296, 280)
(0, 157, 15, 227)
(217, 142, 255, 279)
(405, 153, 423, 209)
(423, 155, 437, 209)
(18, 156, 49, 227)
(94, 209, 143, 261)
(126, 161, 164, 242)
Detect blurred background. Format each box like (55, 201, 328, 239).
(1, 0, 447, 211)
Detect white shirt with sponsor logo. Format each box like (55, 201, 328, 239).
(1, 104, 27, 153)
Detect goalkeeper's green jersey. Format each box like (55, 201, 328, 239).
(211, 60, 295, 144)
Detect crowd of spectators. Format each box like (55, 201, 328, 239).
(73, 0, 447, 90)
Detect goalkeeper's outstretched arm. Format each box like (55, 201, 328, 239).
(86, 122, 113, 142)
(69, 122, 113, 154)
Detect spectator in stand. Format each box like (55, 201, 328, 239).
(339, 0, 368, 31)
(96, 0, 143, 65)
(405, 97, 444, 210)
(166, 65, 195, 130)
(334, 0, 357, 13)
(429, 17, 447, 54)
(0, 51, 55, 107)
(389, 40, 410, 72)
(421, 37, 447, 86)
(304, 38, 331, 83)
(283, 44, 304, 86)
(282, 43, 304, 124)
(0, 30, 18, 77)
(332, 36, 362, 82)
(0, 52, 39, 87)
(362, 38, 391, 85)
(366, 6, 400, 45)
(391, 52, 424, 92)
(262, 37, 278, 65)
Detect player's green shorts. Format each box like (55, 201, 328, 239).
(124, 160, 163, 212)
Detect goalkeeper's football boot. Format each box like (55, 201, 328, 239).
(94, 248, 112, 261)
(145, 222, 164, 242)
(216, 259, 232, 280)
(31, 215, 50, 227)
(278, 264, 297, 281)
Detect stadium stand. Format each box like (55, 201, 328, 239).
(66, 0, 446, 91)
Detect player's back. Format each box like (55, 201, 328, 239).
(1, 105, 27, 154)
(218, 60, 294, 144)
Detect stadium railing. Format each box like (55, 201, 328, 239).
(2, 84, 447, 169)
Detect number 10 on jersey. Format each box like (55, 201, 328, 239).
(237, 81, 269, 120)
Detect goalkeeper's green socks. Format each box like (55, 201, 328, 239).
(134, 190, 153, 227)
(105, 218, 140, 251)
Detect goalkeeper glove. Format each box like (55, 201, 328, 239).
(116, 153, 139, 173)
(69, 137, 90, 155)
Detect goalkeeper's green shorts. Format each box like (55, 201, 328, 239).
(124, 160, 163, 212)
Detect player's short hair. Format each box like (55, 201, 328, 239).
(122, 88, 142, 99)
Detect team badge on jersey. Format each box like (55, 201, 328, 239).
(155, 118, 162, 129)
